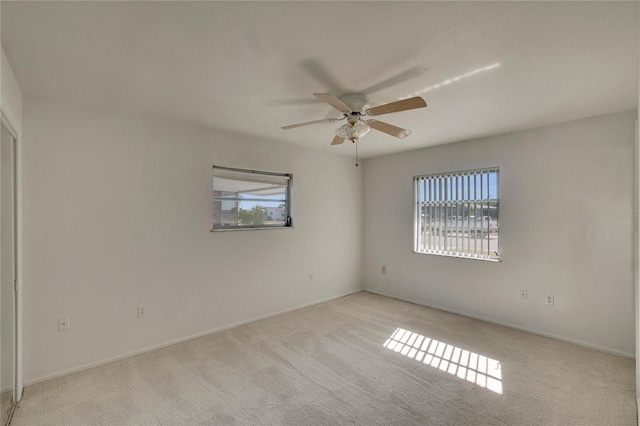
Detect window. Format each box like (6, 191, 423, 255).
(212, 166, 292, 231)
(414, 168, 499, 261)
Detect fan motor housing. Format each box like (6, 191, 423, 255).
(338, 93, 369, 114)
(346, 113, 361, 125)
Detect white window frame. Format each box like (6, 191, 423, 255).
(414, 167, 500, 261)
(212, 165, 292, 231)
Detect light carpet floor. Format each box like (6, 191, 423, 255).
(1, 391, 12, 425)
(12, 291, 636, 425)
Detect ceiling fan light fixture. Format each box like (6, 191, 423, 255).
(336, 122, 370, 142)
(282, 92, 427, 146)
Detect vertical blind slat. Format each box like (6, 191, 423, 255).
(480, 171, 484, 257)
(444, 177, 448, 253)
(485, 171, 490, 257)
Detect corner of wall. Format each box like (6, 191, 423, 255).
(1, 46, 23, 137)
(1, 44, 23, 401)
(635, 4, 640, 410)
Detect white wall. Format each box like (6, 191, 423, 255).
(16, 98, 638, 382)
(0, 45, 22, 398)
(363, 110, 637, 357)
(21, 97, 363, 383)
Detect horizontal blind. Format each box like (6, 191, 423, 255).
(415, 168, 499, 260)
(212, 166, 290, 186)
(212, 165, 291, 230)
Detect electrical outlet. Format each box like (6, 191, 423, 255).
(309, 274, 313, 282)
(58, 316, 70, 331)
(519, 289, 527, 301)
(138, 304, 147, 318)
(382, 266, 387, 274)
(545, 295, 554, 306)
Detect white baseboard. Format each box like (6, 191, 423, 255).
(24, 288, 363, 387)
(364, 288, 635, 359)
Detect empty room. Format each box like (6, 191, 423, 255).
(1, 1, 639, 425)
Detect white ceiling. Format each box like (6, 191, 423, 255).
(2, 1, 638, 158)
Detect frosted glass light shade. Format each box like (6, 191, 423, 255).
(336, 122, 371, 141)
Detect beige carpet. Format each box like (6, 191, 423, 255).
(1, 390, 12, 425)
(12, 292, 636, 425)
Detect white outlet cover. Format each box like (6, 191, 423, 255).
(546, 295, 554, 306)
(58, 317, 70, 331)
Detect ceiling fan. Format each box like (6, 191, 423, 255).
(281, 93, 427, 145)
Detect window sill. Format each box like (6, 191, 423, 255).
(412, 250, 501, 262)
(210, 226, 294, 232)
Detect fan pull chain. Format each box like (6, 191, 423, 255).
(355, 139, 358, 166)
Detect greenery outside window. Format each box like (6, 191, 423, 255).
(212, 166, 292, 231)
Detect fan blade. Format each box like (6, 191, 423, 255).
(281, 118, 338, 130)
(269, 98, 322, 106)
(313, 93, 351, 113)
(300, 59, 347, 94)
(366, 96, 427, 116)
(368, 120, 412, 139)
(331, 136, 345, 145)
(359, 66, 426, 95)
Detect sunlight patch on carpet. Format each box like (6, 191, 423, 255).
(384, 328, 503, 394)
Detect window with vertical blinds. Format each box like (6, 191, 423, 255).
(414, 168, 500, 261)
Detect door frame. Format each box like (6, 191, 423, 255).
(0, 111, 21, 404)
